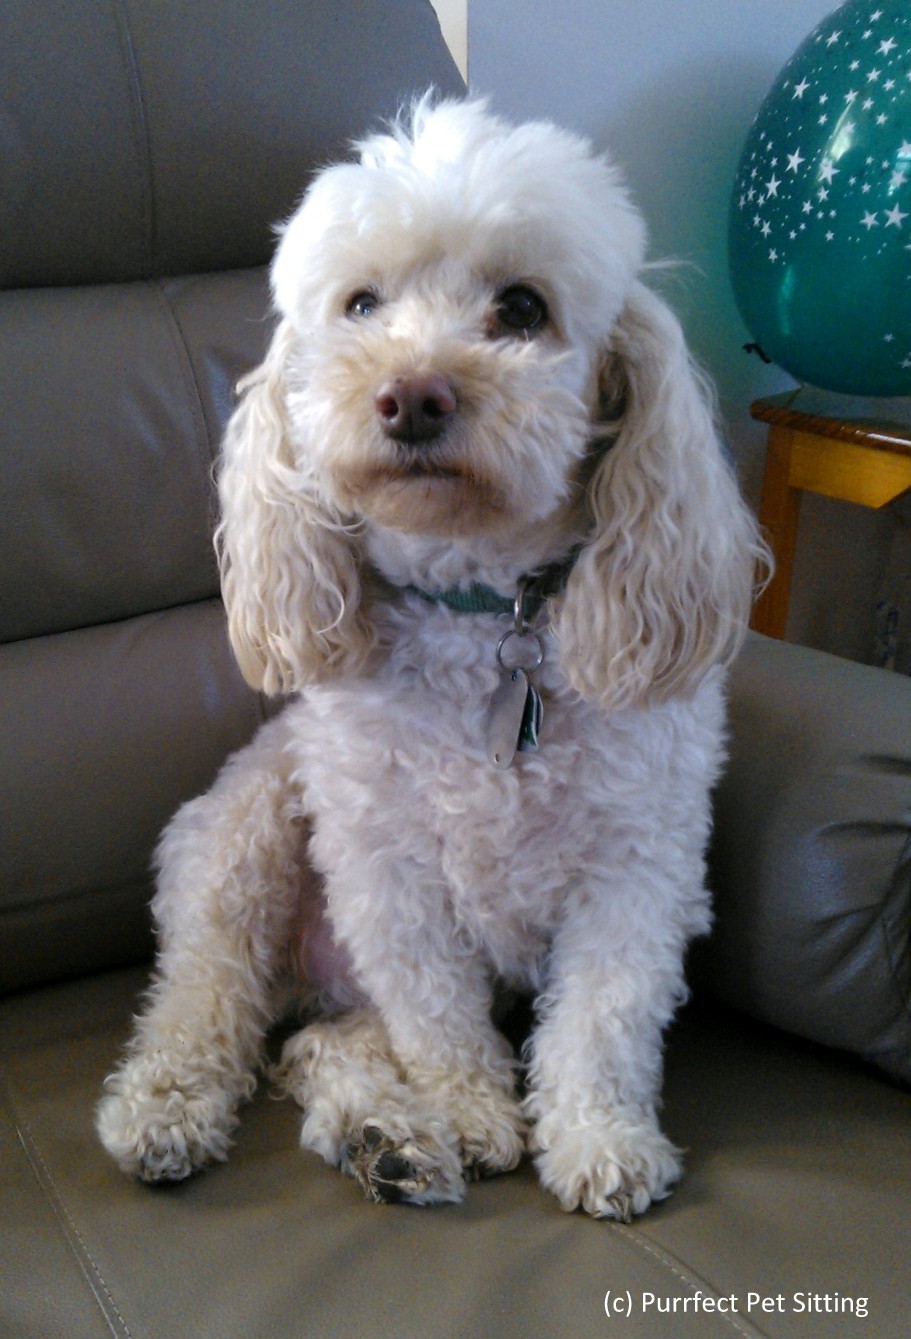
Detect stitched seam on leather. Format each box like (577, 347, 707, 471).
(151, 279, 222, 577)
(846, 824, 911, 1070)
(610, 1224, 770, 1339)
(111, 0, 156, 277)
(151, 280, 215, 461)
(880, 831, 911, 1034)
(5, 1084, 136, 1339)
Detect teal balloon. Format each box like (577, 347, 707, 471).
(729, 0, 911, 396)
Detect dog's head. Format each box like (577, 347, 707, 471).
(218, 97, 767, 705)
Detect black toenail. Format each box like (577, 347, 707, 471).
(362, 1125, 384, 1151)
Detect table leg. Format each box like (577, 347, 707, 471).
(750, 425, 801, 639)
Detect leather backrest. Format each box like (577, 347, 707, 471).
(0, 0, 462, 993)
(1, 0, 463, 286)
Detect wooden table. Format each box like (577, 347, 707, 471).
(749, 392, 911, 639)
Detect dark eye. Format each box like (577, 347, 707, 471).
(494, 284, 548, 335)
(346, 290, 381, 319)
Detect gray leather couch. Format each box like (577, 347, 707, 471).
(2, 4, 909, 1336)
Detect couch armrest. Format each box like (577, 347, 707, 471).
(699, 634, 911, 1084)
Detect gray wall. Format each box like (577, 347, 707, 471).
(468, 0, 899, 663)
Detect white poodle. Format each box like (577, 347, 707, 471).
(97, 97, 767, 1220)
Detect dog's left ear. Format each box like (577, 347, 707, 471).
(553, 280, 768, 710)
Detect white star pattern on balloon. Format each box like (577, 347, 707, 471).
(736, 12, 909, 258)
(731, 0, 911, 392)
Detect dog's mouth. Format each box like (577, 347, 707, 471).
(394, 456, 464, 482)
(341, 455, 511, 536)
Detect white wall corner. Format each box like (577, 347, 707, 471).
(430, 0, 468, 82)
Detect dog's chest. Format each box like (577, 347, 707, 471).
(293, 613, 614, 975)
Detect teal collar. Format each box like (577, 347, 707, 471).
(403, 546, 581, 623)
(405, 583, 514, 615)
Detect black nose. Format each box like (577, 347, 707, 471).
(375, 373, 457, 444)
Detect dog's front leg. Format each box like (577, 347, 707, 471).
(374, 954, 527, 1181)
(524, 877, 699, 1221)
(324, 863, 527, 1191)
(97, 720, 304, 1182)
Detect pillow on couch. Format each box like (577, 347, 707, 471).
(699, 634, 910, 1086)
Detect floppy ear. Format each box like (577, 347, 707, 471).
(215, 319, 373, 696)
(553, 280, 768, 710)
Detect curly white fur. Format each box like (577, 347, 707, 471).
(97, 96, 769, 1220)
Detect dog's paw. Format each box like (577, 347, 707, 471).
(96, 1063, 238, 1183)
(531, 1113, 682, 1221)
(345, 1122, 466, 1206)
(407, 1066, 526, 1181)
(446, 1085, 527, 1180)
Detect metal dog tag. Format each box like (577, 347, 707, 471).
(486, 668, 530, 769)
(486, 668, 543, 769)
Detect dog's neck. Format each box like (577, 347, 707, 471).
(362, 511, 584, 602)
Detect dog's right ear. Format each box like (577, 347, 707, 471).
(216, 320, 373, 696)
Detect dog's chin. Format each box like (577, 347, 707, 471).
(341, 463, 514, 538)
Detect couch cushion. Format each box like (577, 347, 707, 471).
(702, 635, 911, 1086)
(2, 969, 908, 1338)
(0, 270, 271, 644)
(0, 602, 268, 992)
